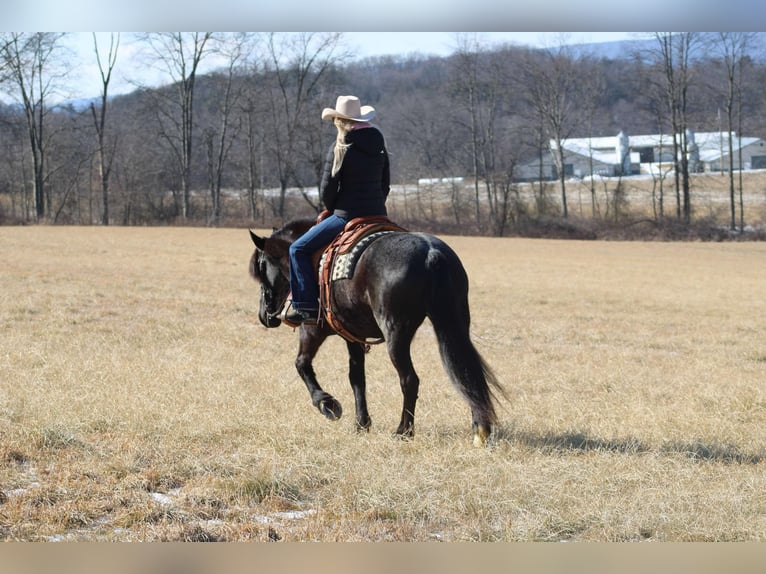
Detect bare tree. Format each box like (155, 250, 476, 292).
(736, 53, 757, 231)
(450, 35, 523, 234)
(261, 32, 345, 218)
(517, 43, 585, 219)
(450, 34, 487, 228)
(646, 32, 703, 224)
(46, 108, 93, 223)
(711, 33, 754, 231)
(203, 33, 256, 226)
(138, 32, 215, 220)
(578, 58, 607, 219)
(90, 33, 119, 225)
(0, 32, 67, 220)
(240, 84, 269, 223)
(392, 89, 462, 225)
(0, 108, 30, 221)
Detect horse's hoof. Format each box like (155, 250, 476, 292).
(473, 426, 491, 447)
(356, 419, 372, 433)
(393, 425, 414, 441)
(318, 397, 342, 421)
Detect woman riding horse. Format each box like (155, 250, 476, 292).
(249, 96, 503, 446)
(286, 95, 390, 325)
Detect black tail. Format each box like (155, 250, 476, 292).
(424, 244, 505, 431)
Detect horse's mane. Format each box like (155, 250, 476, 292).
(271, 218, 315, 243)
(249, 219, 311, 283)
(250, 218, 316, 283)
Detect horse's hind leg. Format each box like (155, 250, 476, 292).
(295, 327, 343, 421)
(385, 325, 420, 438)
(347, 341, 371, 432)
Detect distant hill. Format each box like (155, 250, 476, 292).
(570, 38, 653, 59)
(571, 32, 766, 61)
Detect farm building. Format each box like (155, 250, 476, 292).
(516, 131, 766, 181)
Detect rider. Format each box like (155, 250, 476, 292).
(285, 95, 391, 325)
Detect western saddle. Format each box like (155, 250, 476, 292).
(312, 215, 407, 344)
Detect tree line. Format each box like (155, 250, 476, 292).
(1, 32, 765, 236)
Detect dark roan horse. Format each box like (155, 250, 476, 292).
(248, 219, 504, 446)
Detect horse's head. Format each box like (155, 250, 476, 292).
(248, 229, 292, 328)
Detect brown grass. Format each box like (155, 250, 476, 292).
(1, 226, 766, 541)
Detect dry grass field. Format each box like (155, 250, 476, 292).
(2, 225, 766, 542)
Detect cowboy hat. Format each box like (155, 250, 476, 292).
(321, 95, 376, 122)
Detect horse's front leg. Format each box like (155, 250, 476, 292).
(295, 326, 342, 421)
(347, 341, 371, 432)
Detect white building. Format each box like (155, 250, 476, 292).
(516, 131, 766, 181)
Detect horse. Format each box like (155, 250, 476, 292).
(248, 218, 504, 446)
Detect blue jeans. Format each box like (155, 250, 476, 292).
(288, 214, 347, 309)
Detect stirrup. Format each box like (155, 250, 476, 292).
(284, 306, 319, 326)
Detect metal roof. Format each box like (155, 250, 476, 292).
(555, 132, 762, 163)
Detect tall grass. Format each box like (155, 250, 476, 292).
(2, 226, 766, 541)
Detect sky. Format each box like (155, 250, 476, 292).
(57, 31, 637, 103)
(337, 32, 636, 59)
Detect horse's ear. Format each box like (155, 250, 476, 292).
(249, 229, 266, 250)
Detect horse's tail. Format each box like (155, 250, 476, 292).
(424, 242, 505, 444)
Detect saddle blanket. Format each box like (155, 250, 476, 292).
(327, 231, 395, 281)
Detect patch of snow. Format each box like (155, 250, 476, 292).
(274, 509, 316, 520)
(149, 487, 182, 506)
(150, 492, 173, 505)
(251, 508, 316, 524)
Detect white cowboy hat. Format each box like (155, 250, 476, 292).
(321, 95, 376, 122)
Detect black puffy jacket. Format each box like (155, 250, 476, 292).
(320, 126, 390, 219)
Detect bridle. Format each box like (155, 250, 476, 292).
(255, 250, 290, 321)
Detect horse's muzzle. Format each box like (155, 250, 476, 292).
(260, 308, 282, 328)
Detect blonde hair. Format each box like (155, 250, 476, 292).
(331, 118, 355, 176)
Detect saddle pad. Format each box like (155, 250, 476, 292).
(330, 231, 393, 281)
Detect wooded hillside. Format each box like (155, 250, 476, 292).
(1, 32, 765, 237)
